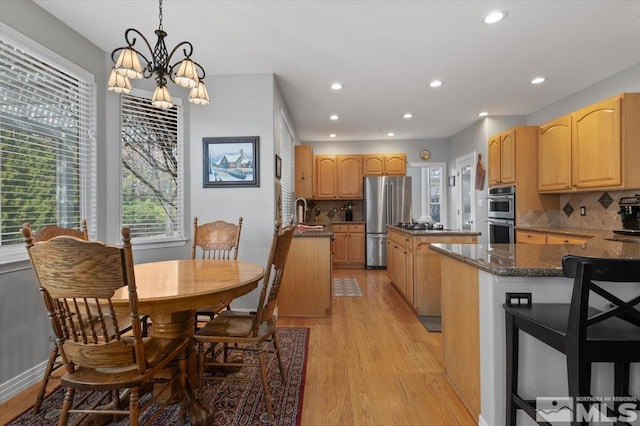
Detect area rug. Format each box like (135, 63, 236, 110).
(331, 277, 362, 296)
(7, 327, 309, 426)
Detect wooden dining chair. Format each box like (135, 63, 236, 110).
(195, 223, 295, 420)
(22, 227, 190, 426)
(22, 220, 88, 414)
(192, 216, 243, 325)
(503, 255, 640, 425)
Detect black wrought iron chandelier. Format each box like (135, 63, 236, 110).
(107, 0, 209, 108)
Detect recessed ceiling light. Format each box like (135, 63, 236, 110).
(403, 113, 413, 119)
(330, 114, 339, 120)
(484, 10, 507, 24)
(329, 133, 336, 138)
(478, 111, 489, 117)
(330, 82, 343, 90)
(387, 132, 395, 137)
(531, 77, 546, 85)
(430, 80, 443, 88)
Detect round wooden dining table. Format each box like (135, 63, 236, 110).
(112, 258, 264, 340)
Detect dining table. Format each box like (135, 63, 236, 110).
(111, 258, 265, 423)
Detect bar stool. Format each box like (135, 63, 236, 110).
(503, 255, 640, 425)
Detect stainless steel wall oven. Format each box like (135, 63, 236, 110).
(487, 186, 515, 244)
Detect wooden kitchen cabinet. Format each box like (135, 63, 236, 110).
(488, 130, 515, 186)
(337, 155, 363, 198)
(332, 223, 365, 268)
(363, 154, 406, 176)
(313, 155, 338, 198)
(538, 115, 572, 191)
(279, 235, 332, 316)
(295, 145, 313, 199)
(538, 93, 640, 193)
(313, 155, 363, 199)
(516, 229, 591, 245)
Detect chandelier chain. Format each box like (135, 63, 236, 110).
(158, 0, 163, 31)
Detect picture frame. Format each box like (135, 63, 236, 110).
(448, 175, 456, 187)
(275, 154, 282, 179)
(202, 136, 260, 188)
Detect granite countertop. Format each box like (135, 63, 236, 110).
(430, 231, 640, 277)
(514, 225, 608, 238)
(293, 223, 334, 238)
(387, 224, 481, 237)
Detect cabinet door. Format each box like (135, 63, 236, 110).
(572, 97, 621, 189)
(405, 241, 415, 309)
(488, 136, 501, 186)
(314, 156, 337, 198)
(385, 154, 406, 175)
(363, 155, 384, 175)
(348, 229, 365, 264)
(538, 115, 572, 192)
(499, 130, 516, 184)
(414, 242, 441, 315)
(295, 145, 313, 199)
(332, 232, 348, 263)
(337, 155, 363, 198)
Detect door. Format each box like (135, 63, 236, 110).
(456, 152, 477, 231)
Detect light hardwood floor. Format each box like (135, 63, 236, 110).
(1, 268, 475, 425)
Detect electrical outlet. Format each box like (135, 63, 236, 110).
(505, 292, 532, 307)
(580, 206, 586, 216)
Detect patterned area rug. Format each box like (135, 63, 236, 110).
(331, 277, 363, 296)
(7, 327, 309, 426)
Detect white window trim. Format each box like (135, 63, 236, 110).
(0, 24, 97, 267)
(409, 161, 447, 226)
(119, 89, 185, 246)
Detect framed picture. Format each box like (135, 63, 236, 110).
(202, 136, 259, 187)
(275, 154, 282, 179)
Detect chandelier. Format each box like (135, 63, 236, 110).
(107, 0, 209, 108)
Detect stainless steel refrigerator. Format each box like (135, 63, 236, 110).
(364, 176, 412, 268)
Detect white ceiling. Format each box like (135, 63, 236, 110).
(33, 0, 640, 142)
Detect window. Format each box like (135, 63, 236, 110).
(279, 110, 295, 227)
(410, 162, 446, 225)
(0, 25, 97, 264)
(120, 92, 184, 241)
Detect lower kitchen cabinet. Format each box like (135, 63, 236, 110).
(279, 234, 332, 316)
(387, 227, 478, 315)
(516, 229, 591, 245)
(332, 223, 365, 268)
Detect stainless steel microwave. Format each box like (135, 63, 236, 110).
(487, 186, 515, 220)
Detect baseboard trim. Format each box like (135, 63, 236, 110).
(478, 414, 489, 426)
(0, 360, 46, 403)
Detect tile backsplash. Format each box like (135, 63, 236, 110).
(517, 189, 640, 230)
(303, 200, 364, 223)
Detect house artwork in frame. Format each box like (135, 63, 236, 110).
(203, 136, 260, 187)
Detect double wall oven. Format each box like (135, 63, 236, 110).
(487, 186, 515, 244)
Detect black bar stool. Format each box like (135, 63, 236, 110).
(503, 255, 640, 425)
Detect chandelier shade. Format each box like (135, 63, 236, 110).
(107, 0, 208, 109)
(107, 69, 132, 94)
(189, 81, 210, 105)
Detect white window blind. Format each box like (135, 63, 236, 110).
(0, 25, 97, 263)
(120, 92, 184, 241)
(279, 112, 294, 227)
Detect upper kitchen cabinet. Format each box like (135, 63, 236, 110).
(538, 93, 640, 193)
(313, 155, 363, 199)
(295, 145, 313, 199)
(488, 130, 516, 187)
(538, 115, 572, 191)
(337, 155, 364, 198)
(314, 155, 338, 198)
(363, 154, 406, 176)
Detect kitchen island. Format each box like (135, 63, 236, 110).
(386, 225, 479, 329)
(278, 224, 334, 317)
(429, 237, 640, 426)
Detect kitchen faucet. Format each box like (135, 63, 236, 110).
(295, 197, 308, 223)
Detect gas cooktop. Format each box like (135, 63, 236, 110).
(613, 229, 640, 236)
(397, 223, 445, 231)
